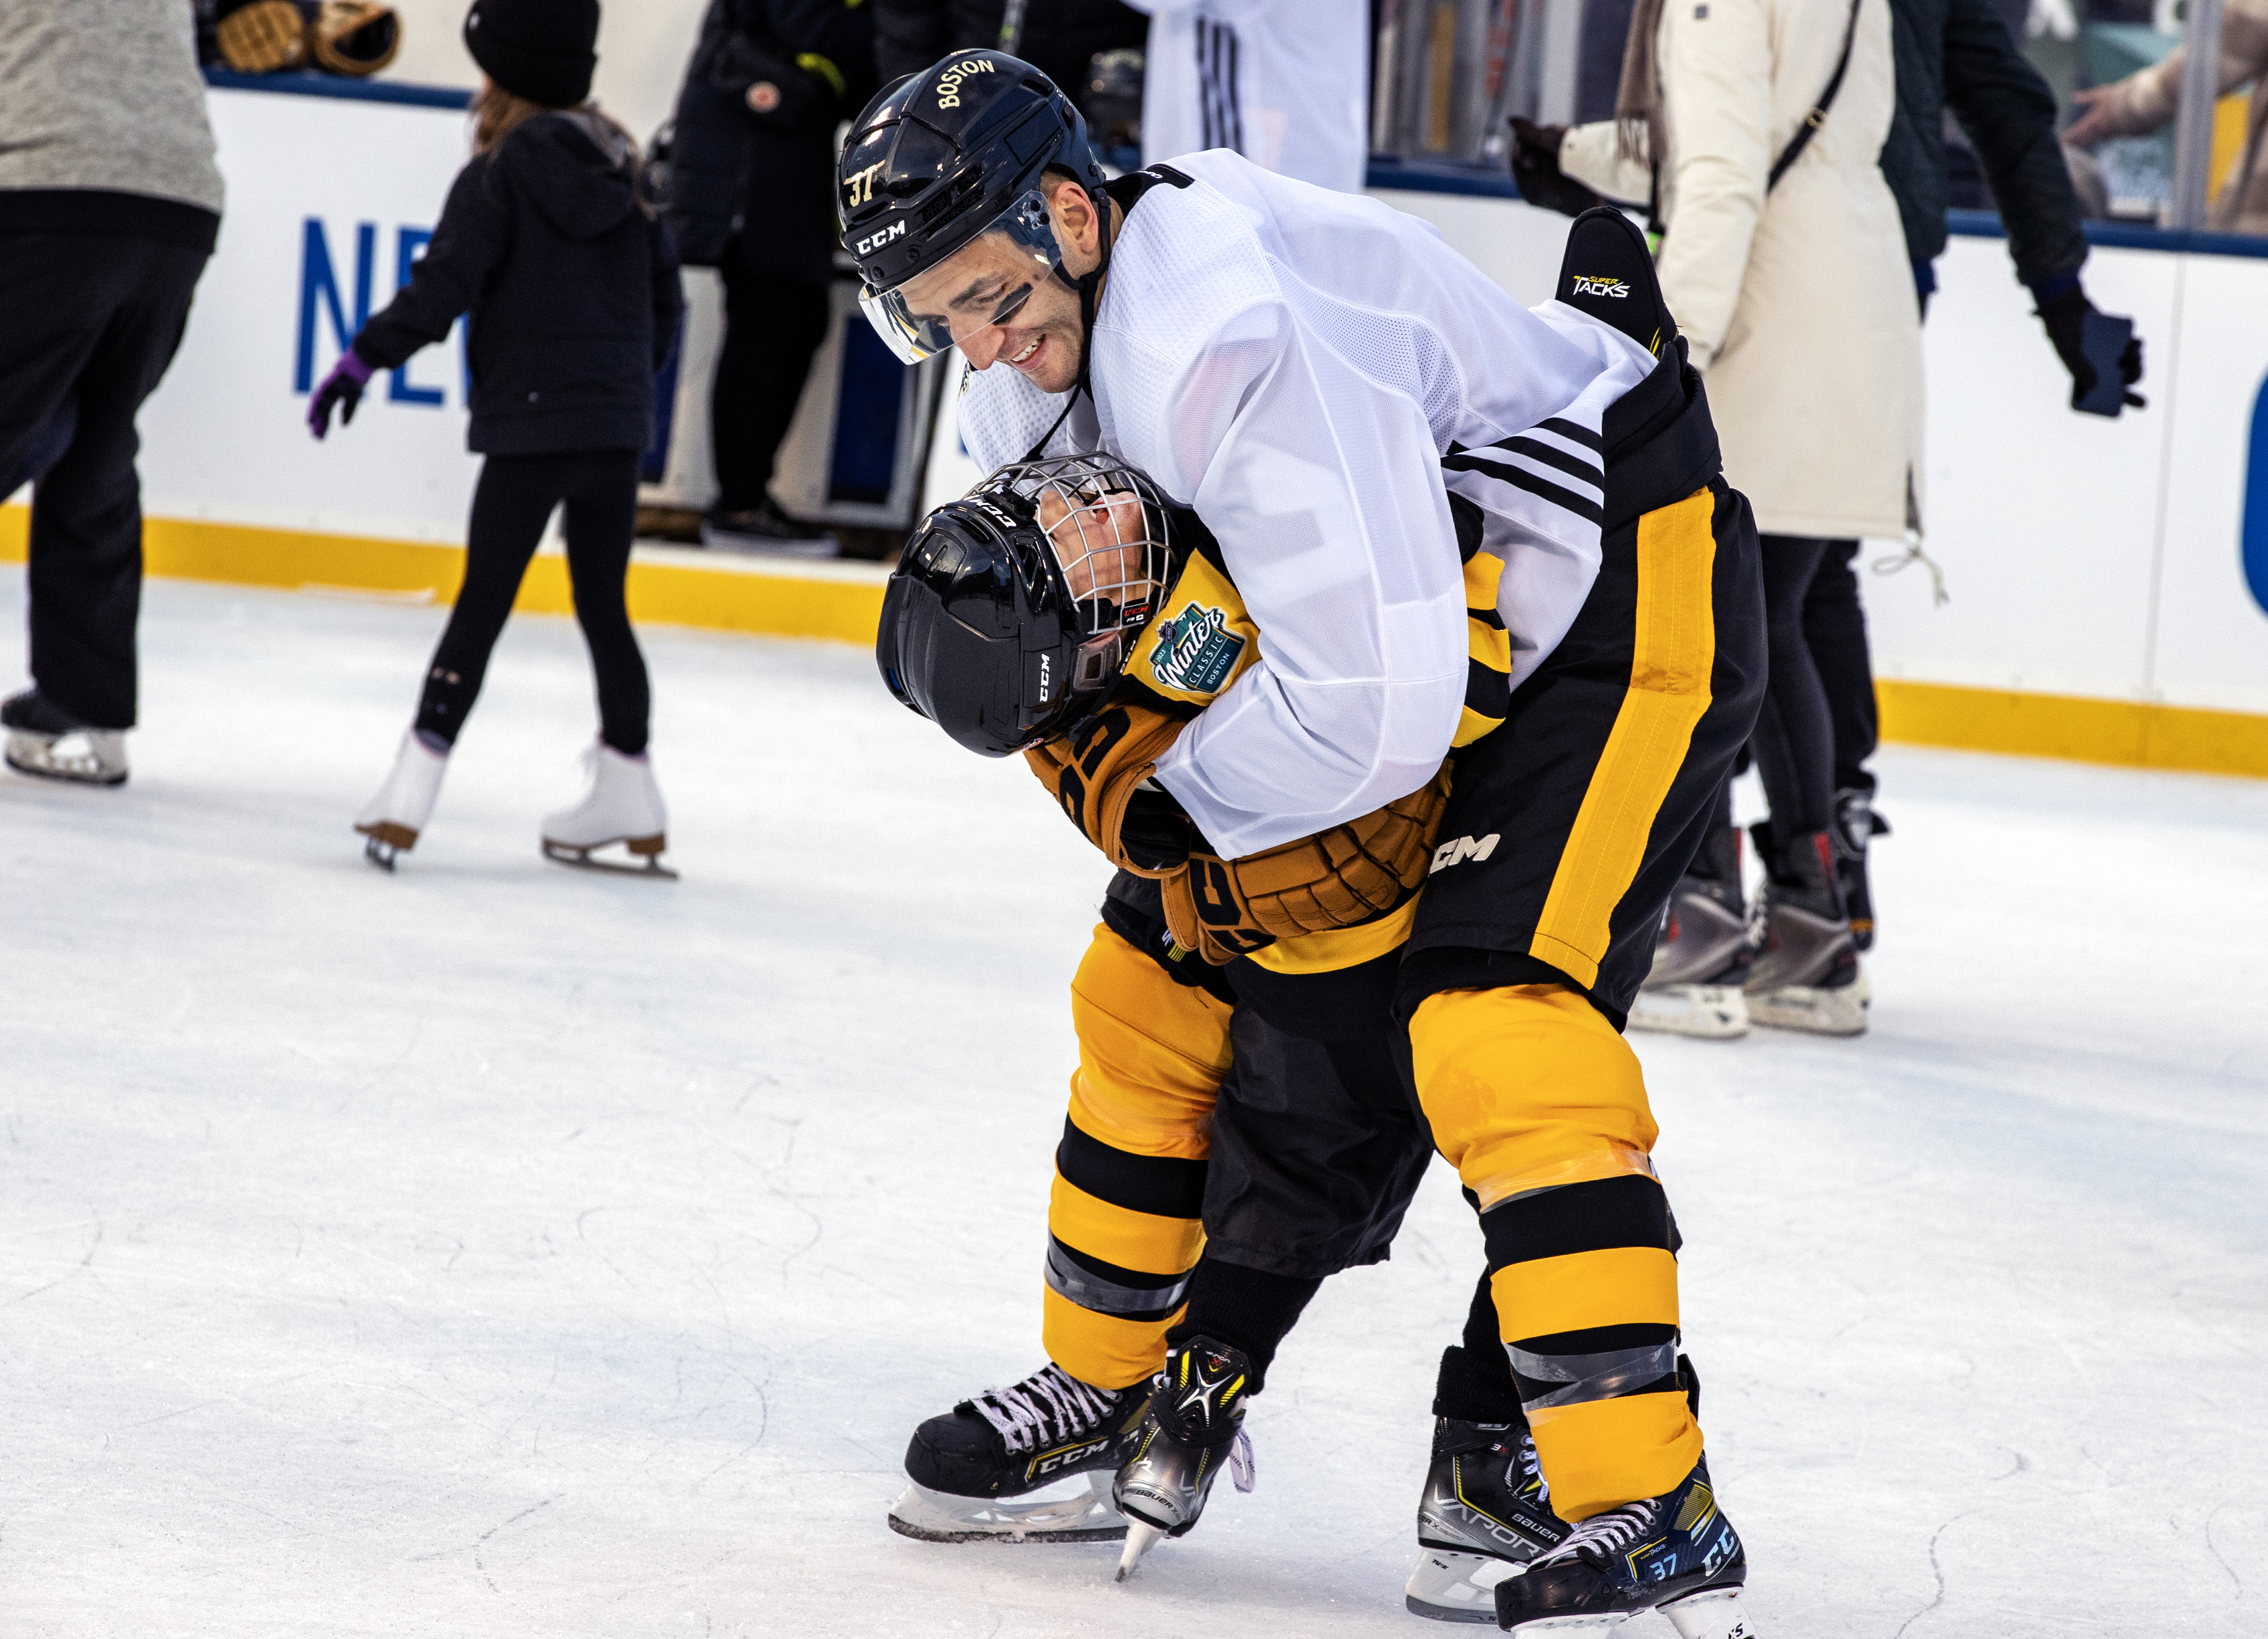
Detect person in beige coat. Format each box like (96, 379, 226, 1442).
(1511, 0, 1923, 1037)
(2064, 0, 2268, 233)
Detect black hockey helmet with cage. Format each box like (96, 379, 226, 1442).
(877, 456, 1181, 757)
(837, 51, 1108, 362)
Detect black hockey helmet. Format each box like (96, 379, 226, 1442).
(878, 455, 1180, 756)
(838, 51, 1108, 363)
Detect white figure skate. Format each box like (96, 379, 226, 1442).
(542, 742, 673, 877)
(2, 688, 128, 786)
(354, 731, 449, 870)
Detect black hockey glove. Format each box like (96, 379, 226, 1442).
(306, 347, 374, 440)
(1025, 703, 1194, 874)
(1509, 119, 1602, 219)
(2037, 286, 2145, 414)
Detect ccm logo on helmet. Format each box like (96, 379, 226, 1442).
(855, 219, 907, 256)
(1430, 833, 1500, 873)
(935, 56, 995, 108)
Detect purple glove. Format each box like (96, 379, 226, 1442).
(307, 347, 375, 439)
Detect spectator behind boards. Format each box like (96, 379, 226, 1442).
(874, 0, 1145, 105)
(1513, 0, 1922, 1041)
(307, 0, 686, 878)
(0, 0, 225, 788)
(668, 0, 877, 549)
(1127, 0, 1371, 193)
(2064, 0, 2268, 235)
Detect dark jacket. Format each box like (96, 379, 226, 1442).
(666, 0, 878, 279)
(873, 0, 1145, 106)
(353, 112, 682, 456)
(1880, 0, 2088, 286)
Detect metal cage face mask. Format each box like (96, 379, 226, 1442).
(858, 190, 1064, 365)
(973, 453, 1179, 695)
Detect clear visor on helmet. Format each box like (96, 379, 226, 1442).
(976, 454, 1177, 694)
(859, 190, 1065, 365)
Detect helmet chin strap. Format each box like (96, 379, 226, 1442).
(1019, 181, 1115, 464)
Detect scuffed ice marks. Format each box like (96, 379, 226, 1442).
(0, 571, 2263, 1634)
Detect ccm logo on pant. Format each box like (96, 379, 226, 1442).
(1430, 833, 1500, 873)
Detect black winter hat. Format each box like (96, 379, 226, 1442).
(463, 0, 599, 108)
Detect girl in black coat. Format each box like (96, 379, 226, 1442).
(309, 0, 684, 875)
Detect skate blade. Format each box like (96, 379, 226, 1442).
(542, 837, 677, 879)
(886, 1476, 1127, 1544)
(1114, 1517, 1166, 1582)
(1628, 984, 1749, 1040)
(1661, 1587, 1754, 1639)
(1747, 982, 1866, 1036)
(1405, 1547, 1525, 1623)
(5, 730, 128, 786)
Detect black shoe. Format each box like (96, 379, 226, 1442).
(701, 497, 834, 551)
(1406, 1418, 1569, 1622)
(1494, 1455, 1751, 1634)
(887, 1361, 1151, 1543)
(1831, 787, 1888, 952)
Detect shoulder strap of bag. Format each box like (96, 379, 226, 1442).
(1767, 0, 1864, 193)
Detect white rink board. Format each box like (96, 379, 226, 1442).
(1371, 185, 2268, 717)
(1, 566, 2263, 1635)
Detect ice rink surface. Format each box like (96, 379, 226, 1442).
(3, 568, 2264, 1638)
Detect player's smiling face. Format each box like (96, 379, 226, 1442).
(893, 175, 1107, 394)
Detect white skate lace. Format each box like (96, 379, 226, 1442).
(971, 1363, 1117, 1455)
(1539, 1497, 1659, 1566)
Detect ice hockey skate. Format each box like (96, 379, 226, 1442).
(1493, 1455, 1751, 1635)
(887, 1361, 1152, 1544)
(1630, 827, 1752, 1040)
(354, 730, 449, 870)
(1744, 823, 1865, 1036)
(2, 687, 128, 786)
(541, 742, 674, 877)
(1832, 787, 1888, 951)
(1111, 1336, 1256, 1580)
(1405, 1418, 1568, 1622)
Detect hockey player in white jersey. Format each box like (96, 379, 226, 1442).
(844, 53, 1768, 1631)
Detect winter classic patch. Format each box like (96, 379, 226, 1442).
(1147, 605, 1246, 695)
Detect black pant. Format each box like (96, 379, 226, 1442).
(1745, 534, 1845, 840)
(711, 261, 829, 513)
(0, 232, 209, 728)
(416, 450, 650, 755)
(1802, 539, 1877, 797)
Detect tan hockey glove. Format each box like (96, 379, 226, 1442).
(1159, 768, 1453, 965)
(1024, 702, 1195, 874)
(216, 0, 308, 72)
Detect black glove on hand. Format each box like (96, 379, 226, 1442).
(1509, 118, 1602, 219)
(2037, 286, 2146, 413)
(1119, 783, 1195, 872)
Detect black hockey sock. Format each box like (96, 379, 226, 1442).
(1432, 1268, 1523, 1423)
(1167, 1258, 1322, 1396)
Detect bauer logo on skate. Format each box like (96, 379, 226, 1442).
(1430, 833, 1500, 873)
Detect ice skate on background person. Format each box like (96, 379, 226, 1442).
(354, 729, 450, 869)
(2, 688, 129, 786)
(1493, 1453, 1749, 1635)
(1743, 821, 1865, 1035)
(1111, 1336, 1256, 1579)
(888, 1361, 1152, 1544)
(1630, 817, 1752, 1040)
(541, 741, 673, 876)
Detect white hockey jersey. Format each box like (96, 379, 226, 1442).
(1128, 0, 1370, 194)
(957, 151, 1654, 858)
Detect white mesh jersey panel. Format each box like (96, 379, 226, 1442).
(956, 151, 1655, 857)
